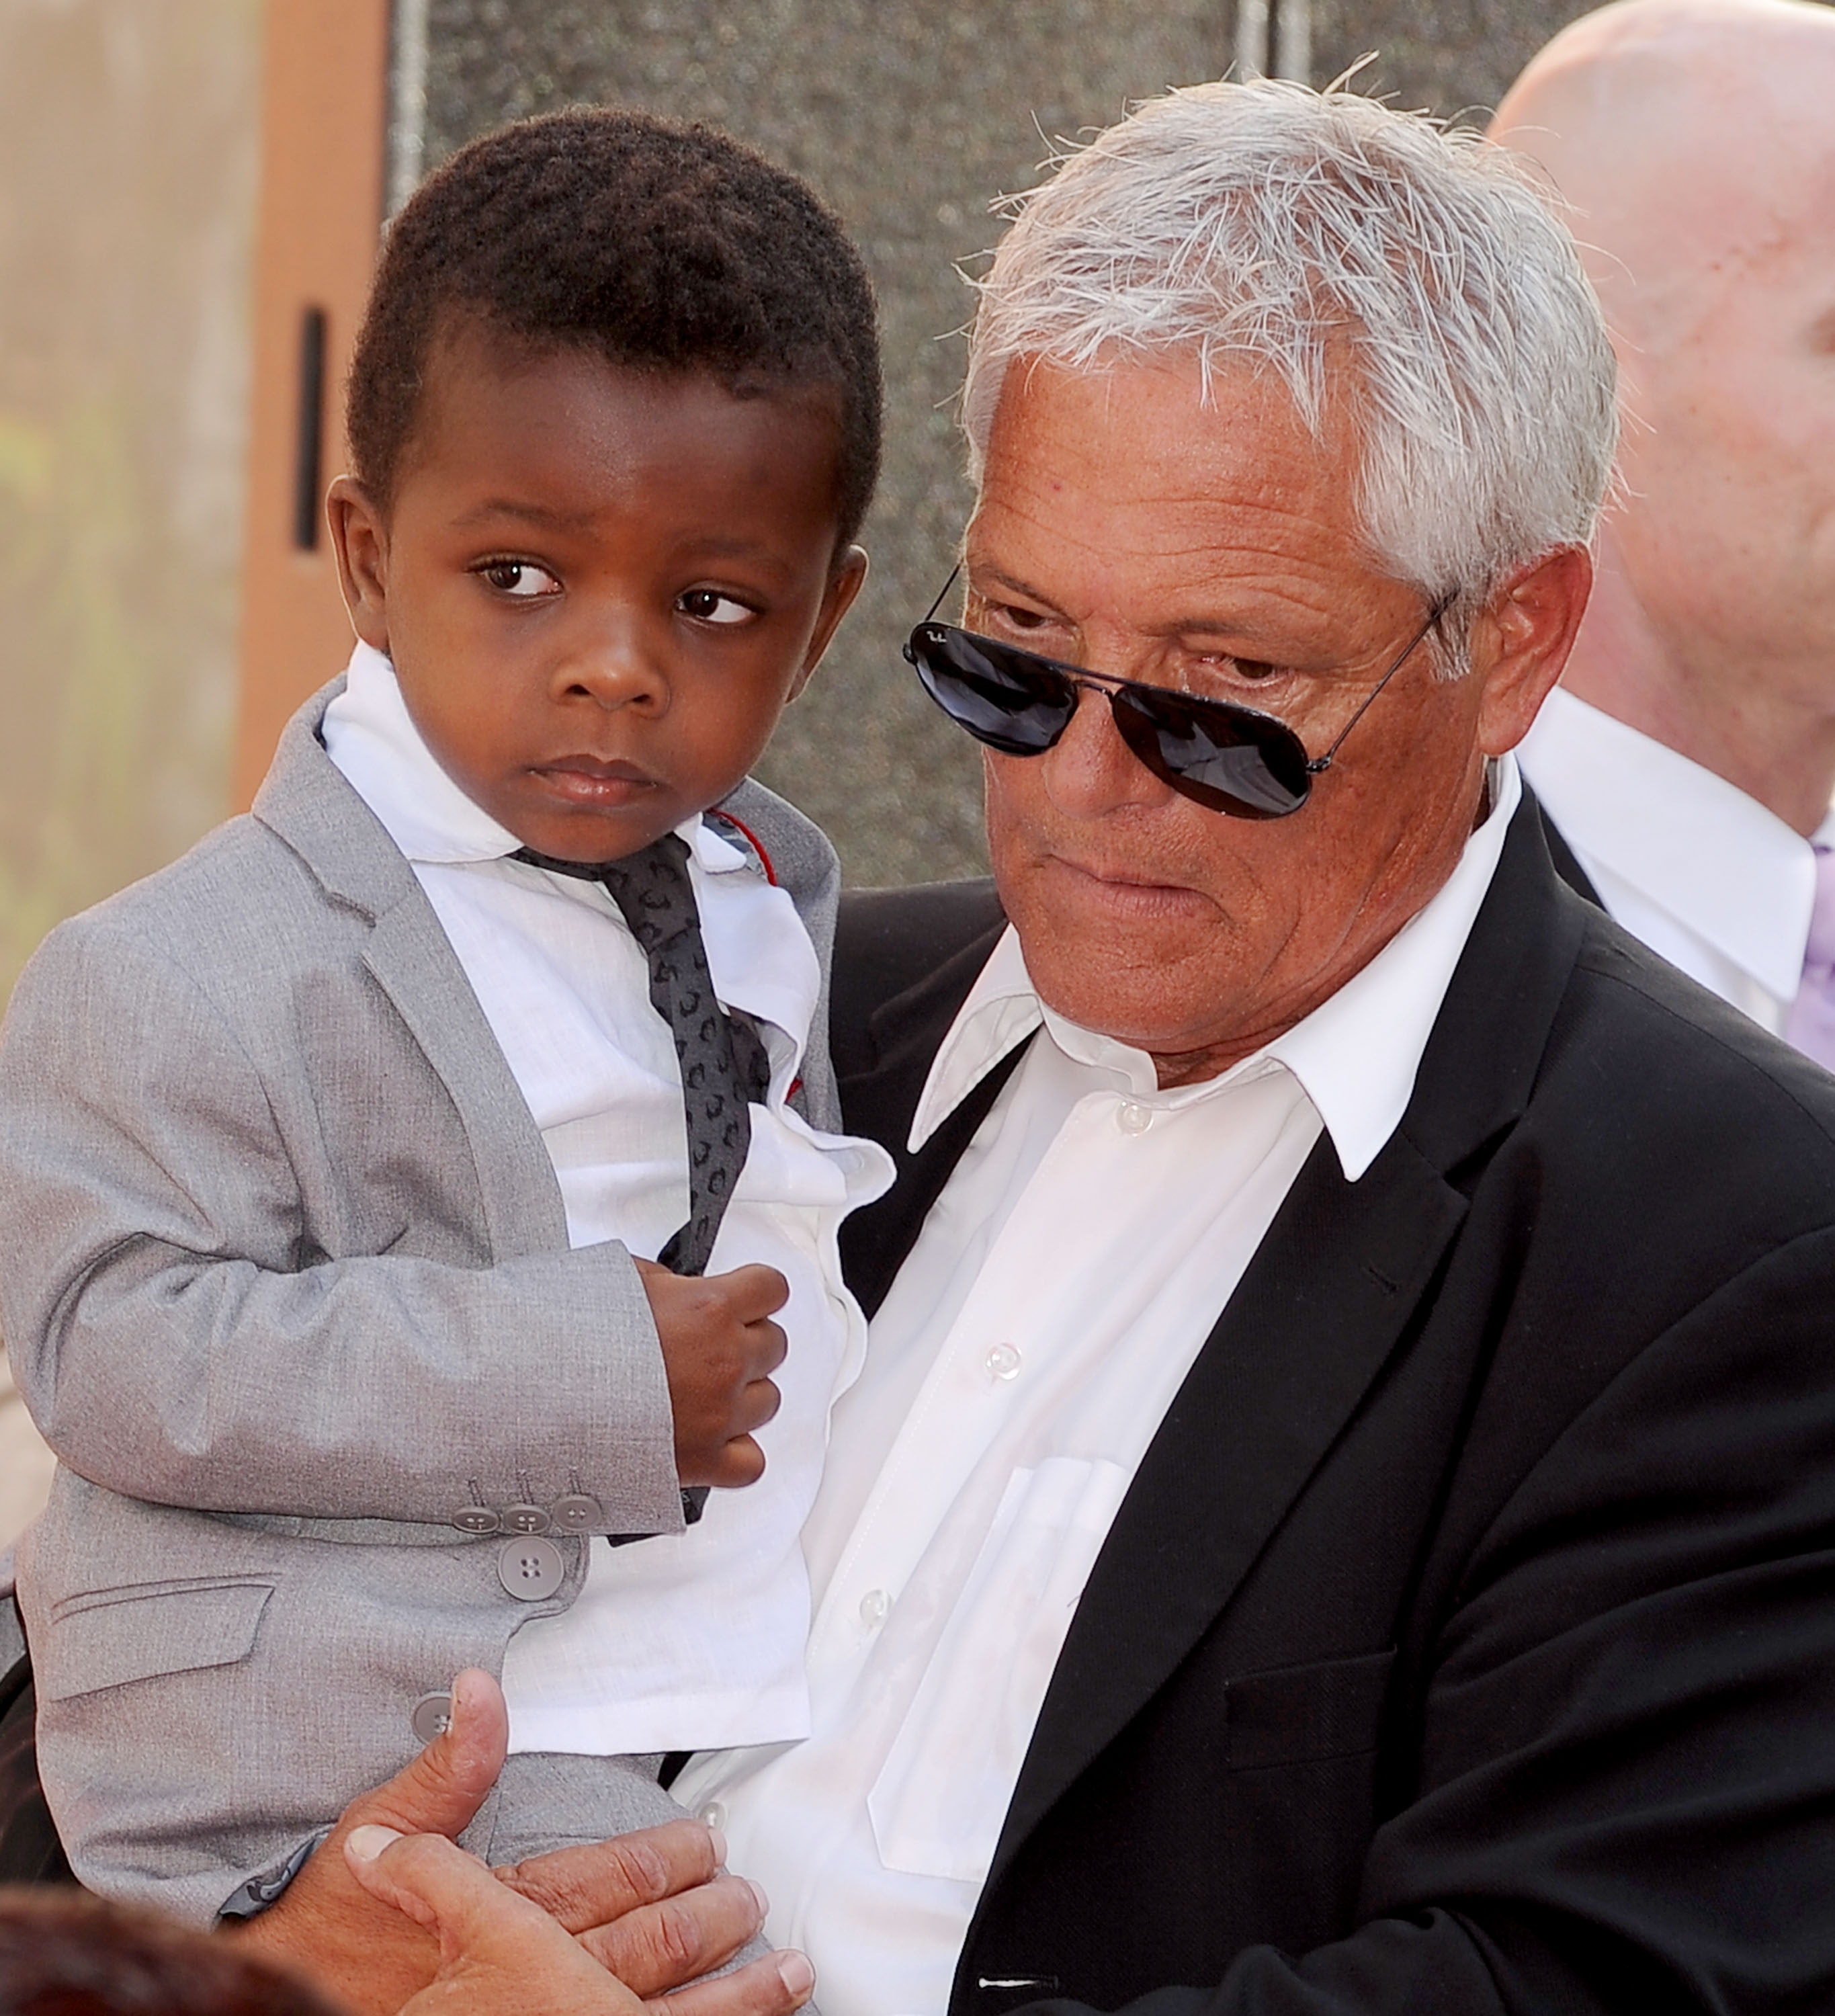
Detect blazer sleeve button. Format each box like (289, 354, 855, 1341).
(452, 1505, 500, 1535)
(411, 1692, 453, 1743)
(551, 1493, 603, 1533)
(501, 1503, 552, 1535)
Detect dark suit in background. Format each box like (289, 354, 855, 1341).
(833, 800, 1835, 2015)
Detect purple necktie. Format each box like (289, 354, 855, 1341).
(1785, 844, 1835, 1069)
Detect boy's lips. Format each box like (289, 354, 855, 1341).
(533, 756, 659, 806)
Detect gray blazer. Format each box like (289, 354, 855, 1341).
(0, 682, 844, 1927)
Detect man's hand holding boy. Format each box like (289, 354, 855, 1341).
(234, 1670, 808, 2016)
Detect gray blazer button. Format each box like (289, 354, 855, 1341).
(501, 1503, 552, 1536)
(452, 1505, 499, 1535)
(498, 1536, 565, 1599)
(550, 1493, 603, 1533)
(411, 1691, 453, 1743)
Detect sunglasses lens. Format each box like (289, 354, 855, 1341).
(1111, 691, 1312, 819)
(906, 626, 1076, 755)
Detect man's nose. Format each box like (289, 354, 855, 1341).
(553, 615, 669, 710)
(1039, 683, 1168, 816)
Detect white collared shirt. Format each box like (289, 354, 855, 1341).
(1519, 686, 1835, 1034)
(675, 761, 1522, 2016)
(323, 644, 892, 1755)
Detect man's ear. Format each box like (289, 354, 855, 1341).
(1472, 544, 1594, 757)
(327, 474, 393, 655)
(789, 544, 870, 702)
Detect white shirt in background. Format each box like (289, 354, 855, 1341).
(1519, 685, 1835, 1034)
(675, 761, 1524, 2016)
(323, 642, 891, 1757)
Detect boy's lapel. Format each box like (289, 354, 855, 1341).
(358, 904, 568, 1259)
(714, 775, 845, 1131)
(252, 681, 568, 1260)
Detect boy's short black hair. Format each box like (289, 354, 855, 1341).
(347, 108, 882, 550)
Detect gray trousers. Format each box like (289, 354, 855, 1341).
(460, 1752, 771, 1976)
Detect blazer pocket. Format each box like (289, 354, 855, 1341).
(1224, 1646, 1396, 1770)
(37, 1577, 274, 1703)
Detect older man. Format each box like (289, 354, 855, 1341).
(8, 78, 1835, 2016)
(676, 81, 1835, 2016)
(1491, 0, 1835, 1049)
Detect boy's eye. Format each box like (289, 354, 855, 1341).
(677, 589, 755, 626)
(477, 560, 560, 598)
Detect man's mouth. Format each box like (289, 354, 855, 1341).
(1039, 851, 1211, 913)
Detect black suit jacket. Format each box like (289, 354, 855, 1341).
(833, 798, 1835, 2016)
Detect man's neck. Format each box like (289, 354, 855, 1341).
(1562, 558, 1835, 838)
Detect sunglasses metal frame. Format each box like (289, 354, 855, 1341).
(904, 569, 1453, 818)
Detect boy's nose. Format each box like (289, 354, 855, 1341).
(554, 620, 669, 710)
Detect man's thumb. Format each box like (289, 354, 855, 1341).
(338, 1667, 507, 1843)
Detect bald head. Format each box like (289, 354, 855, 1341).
(1488, 0, 1835, 829)
(1493, 0, 1835, 345)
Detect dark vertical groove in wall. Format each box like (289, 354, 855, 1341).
(293, 304, 327, 553)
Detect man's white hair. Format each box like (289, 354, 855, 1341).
(962, 80, 1617, 644)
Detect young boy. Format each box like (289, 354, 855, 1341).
(0, 108, 893, 1929)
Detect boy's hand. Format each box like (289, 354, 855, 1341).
(636, 1260, 788, 1489)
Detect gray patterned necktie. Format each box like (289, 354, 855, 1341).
(511, 833, 771, 1276)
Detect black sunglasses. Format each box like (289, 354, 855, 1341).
(903, 571, 1451, 819)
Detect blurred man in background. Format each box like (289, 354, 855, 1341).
(1491, 0, 1835, 1053)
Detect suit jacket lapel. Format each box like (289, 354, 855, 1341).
(359, 900, 568, 1259)
(992, 1129, 1465, 1874)
(253, 681, 568, 1261)
(987, 796, 1590, 1881)
(1529, 786, 1604, 910)
(835, 887, 1015, 1316)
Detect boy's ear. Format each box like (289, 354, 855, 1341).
(327, 474, 394, 655)
(790, 544, 869, 702)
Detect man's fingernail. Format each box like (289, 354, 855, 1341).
(749, 1877, 770, 1917)
(708, 1826, 728, 1866)
(777, 1951, 815, 1999)
(345, 1824, 403, 1863)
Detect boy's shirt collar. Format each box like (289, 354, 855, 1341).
(322, 640, 746, 880)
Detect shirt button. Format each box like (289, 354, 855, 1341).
(858, 1587, 890, 1627)
(410, 1692, 452, 1745)
(985, 1343, 1023, 1381)
(1116, 1101, 1153, 1135)
(497, 1536, 566, 1599)
(699, 1801, 726, 1831)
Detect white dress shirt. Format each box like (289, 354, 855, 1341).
(1519, 686, 1835, 1034)
(323, 643, 891, 1756)
(675, 761, 1523, 2016)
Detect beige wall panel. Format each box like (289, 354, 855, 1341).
(0, 0, 261, 1003)
(231, 0, 388, 807)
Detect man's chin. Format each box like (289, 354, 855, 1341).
(1017, 926, 1237, 1058)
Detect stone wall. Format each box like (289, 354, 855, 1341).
(419, 0, 1594, 887)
